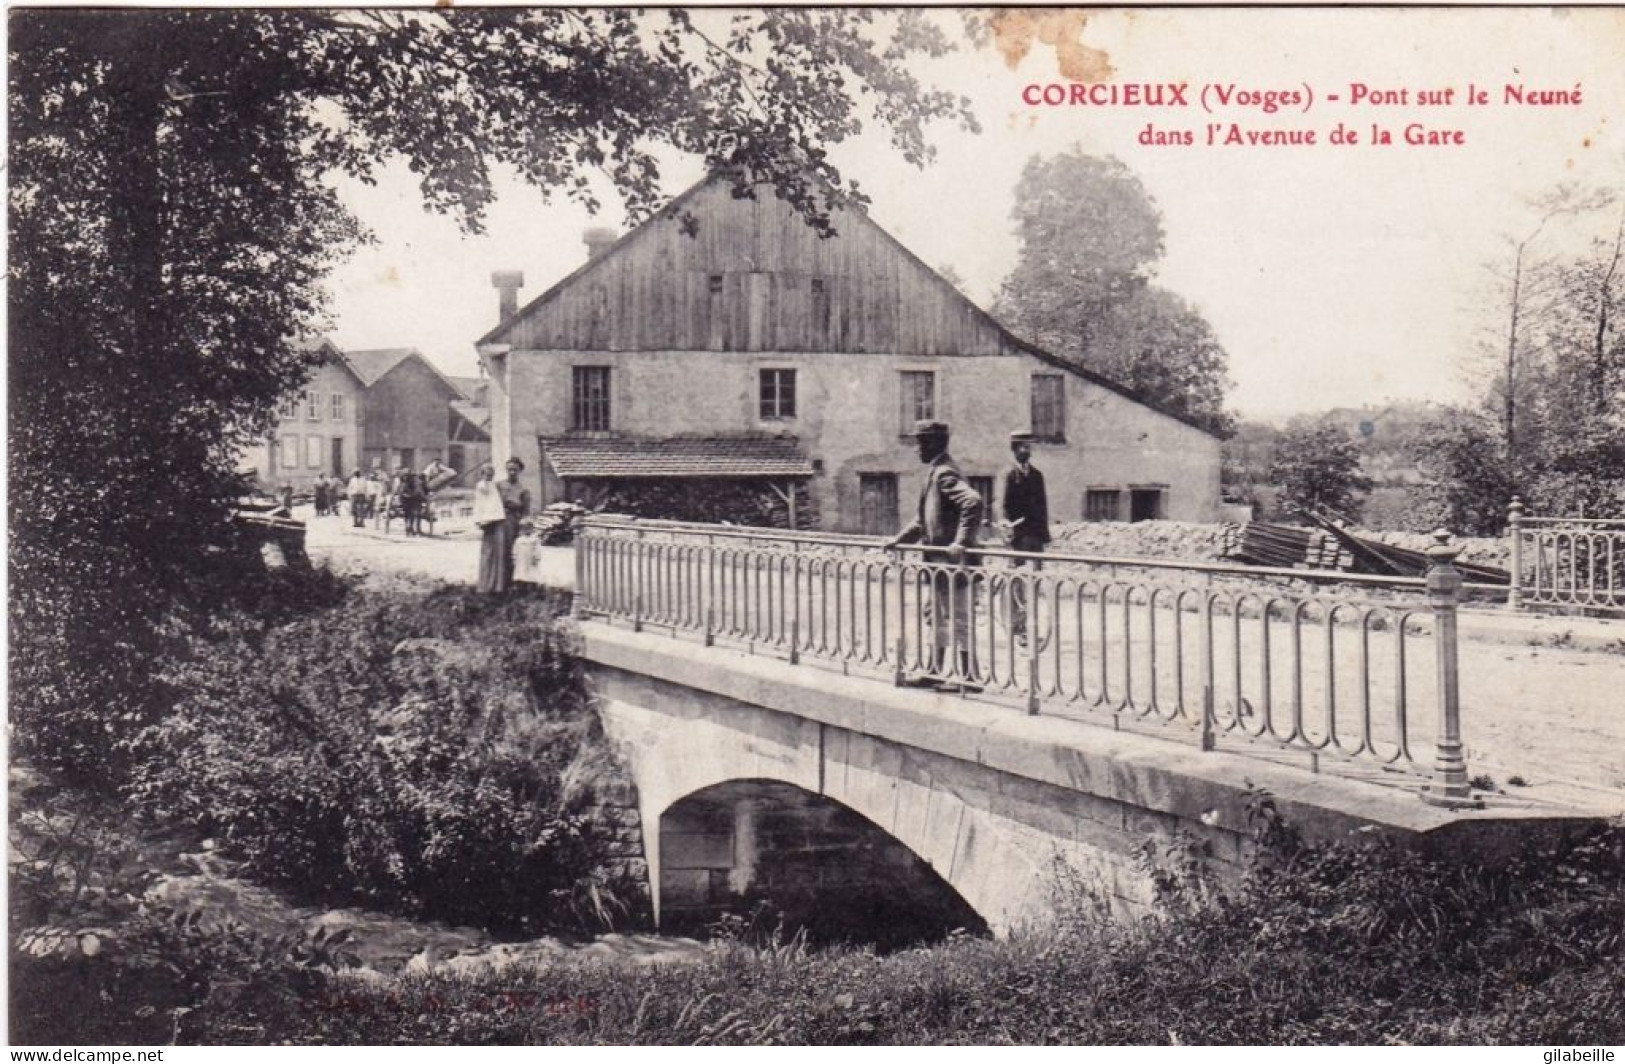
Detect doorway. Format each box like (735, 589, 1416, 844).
(859, 474, 899, 536)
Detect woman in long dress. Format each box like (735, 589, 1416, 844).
(477, 458, 530, 593)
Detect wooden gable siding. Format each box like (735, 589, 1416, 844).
(504, 179, 1025, 357)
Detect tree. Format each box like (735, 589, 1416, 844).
(1268, 424, 1374, 521)
(993, 147, 1233, 435)
(7, 8, 975, 780)
(1470, 185, 1624, 516)
(1407, 408, 1516, 536)
(1089, 288, 1235, 436)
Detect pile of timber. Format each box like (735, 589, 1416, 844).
(1221, 510, 1510, 585)
(1305, 509, 1510, 585)
(1220, 521, 1353, 570)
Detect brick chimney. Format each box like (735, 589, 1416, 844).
(490, 270, 524, 323)
(583, 227, 617, 261)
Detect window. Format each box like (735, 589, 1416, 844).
(330, 393, 345, 421)
(1031, 374, 1066, 442)
(280, 434, 300, 470)
(899, 371, 935, 434)
(707, 274, 724, 295)
(1084, 489, 1121, 522)
(278, 395, 299, 420)
(572, 366, 612, 432)
(759, 369, 797, 420)
(304, 391, 319, 420)
(306, 435, 323, 469)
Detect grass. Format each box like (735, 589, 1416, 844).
(175, 814, 1625, 1046)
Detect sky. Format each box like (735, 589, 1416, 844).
(322, 7, 1625, 422)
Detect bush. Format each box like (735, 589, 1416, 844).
(9, 775, 335, 1044)
(124, 585, 637, 936)
(9, 540, 352, 790)
(181, 794, 1625, 1045)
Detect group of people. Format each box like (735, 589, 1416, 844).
(881, 421, 1050, 693)
(304, 460, 454, 536)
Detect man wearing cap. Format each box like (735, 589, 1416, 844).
(883, 420, 984, 690)
(1002, 430, 1051, 644)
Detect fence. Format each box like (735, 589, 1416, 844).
(1507, 499, 1625, 614)
(575, 517, 1475, 805)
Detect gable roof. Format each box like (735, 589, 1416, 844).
(450, 399, 491, 435)
(340, 347, 465, 398)
(482, 172, 1219, 439)
(292, 336, 367, 387)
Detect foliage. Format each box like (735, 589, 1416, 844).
(1268, 423, 1374, 521)
(8, 7, 976, 782)
(1477, 188, 1625, 515)
(9, 776, 335, 1045)
(123, 584, 639, 935)
(592, 479, 816, 530)
(1407, 408, 1516, 535)
(993, 148, 1233, 435)
(175, 804, 1625, 1046)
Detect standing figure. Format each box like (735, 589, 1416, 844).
(312, 473, 329, 517)
(477, 458, 530, 594)
(345, 469, 367, 528)
(882, 420, 983, 691)
(1002, 430, 1051, 644)
(365, 470, 384, 525)
(400, 470, 427, 536)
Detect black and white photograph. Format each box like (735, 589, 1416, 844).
(8, 4, 1625, 1048)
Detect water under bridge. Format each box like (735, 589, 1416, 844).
(567, 517, 1607, 937)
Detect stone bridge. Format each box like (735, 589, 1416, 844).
(573, 519, 1601, 937)
(582, 623, 1582, 936)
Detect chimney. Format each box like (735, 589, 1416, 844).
(491, 270, 524, 324)
(583, 227, 617, 261)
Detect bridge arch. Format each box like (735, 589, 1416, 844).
(657, 779, 987, 947)
(594, 679, 1083, 934)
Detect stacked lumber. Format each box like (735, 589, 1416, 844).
(1222, 511, 1512, 585)
(1306, 509, 1509, 585)
(1220, 521, 1353, 570)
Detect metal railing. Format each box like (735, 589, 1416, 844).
(1508, 498, 1625, 614)
(575, 517, 1475, 805)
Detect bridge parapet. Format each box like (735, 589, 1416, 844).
(576, 517, 1475, 805)
(1508, 498, 1625, 614)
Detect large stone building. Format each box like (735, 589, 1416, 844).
(476, 175, 1221, 534)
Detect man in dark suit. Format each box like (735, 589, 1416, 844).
(1002, 430, 1051, 643)
(883, 420, 983, 691)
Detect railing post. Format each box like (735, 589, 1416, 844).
(1506, 497, 1525, 610)
(1421, 530, 1475, 807)
(1025, 637, 1041, 716)
(789, 554, 801, 664)
(1199, 592, 1216, 751)
(572, 528, 589, 618)
(632, 529, 645, 633)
